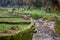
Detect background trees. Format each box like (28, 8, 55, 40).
(0, 0, 59, 10)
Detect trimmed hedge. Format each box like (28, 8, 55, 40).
(0, 27, 34, 40)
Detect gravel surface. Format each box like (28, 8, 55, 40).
(32, 19, 60, 40)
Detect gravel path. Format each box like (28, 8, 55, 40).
(32, 19, 60, 40)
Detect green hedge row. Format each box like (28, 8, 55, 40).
(0, 27, 34, 40)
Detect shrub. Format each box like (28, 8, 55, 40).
(55, 19, 60, 36)
(42, 15, 54, 21)
(31, 14, 42, 20)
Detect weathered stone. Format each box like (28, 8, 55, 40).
(11, 26, 19, 30)
(23, 15, 30, 20)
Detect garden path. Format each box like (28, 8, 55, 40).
(32, 19, 60, 40)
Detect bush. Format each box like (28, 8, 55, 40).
(42, 15, 54, 21)
(55, 19, 60, 36)
(31, 14, 42, 20)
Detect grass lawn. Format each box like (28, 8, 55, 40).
(0, 18, 30, 22)
(0, 7, 60, 30)
(0, 18, 31, 30)
(0, 7, 60, 17)
(0, 24, 31, 37)
(0, 24, 30, 30)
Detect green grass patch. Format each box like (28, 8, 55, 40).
(0, 18, 30, 22)
(0, 24, 30, 30)
(0, 7, 60, 17)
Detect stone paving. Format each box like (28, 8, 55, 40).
(32, 19, 60, 40)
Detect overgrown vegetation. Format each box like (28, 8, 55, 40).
(0, 27, 34, 40)
(55, 18, 60, 36)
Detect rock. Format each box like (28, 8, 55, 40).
(11, 26, 19, 30)
(23, 15, 30, 20)
(48, 21, 55, 29)
(54, 37, 60, 40)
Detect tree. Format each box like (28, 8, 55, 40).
(31, 0, 42, 8)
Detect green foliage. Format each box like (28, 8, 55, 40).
(31, 14, 42, 20)
(31, 14, 55, 21)
(0, 24, 30, 30)
(0, 27, 34, 40)
(42, 15, 54, 21)
(55, 19, 60, 36)
(0, 18, 30, 23)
